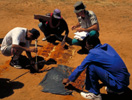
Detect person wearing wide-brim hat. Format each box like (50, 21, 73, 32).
(71, 1, 100, 53)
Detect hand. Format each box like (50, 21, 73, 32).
(71, 26, 76, 30)
(30, 59, 35, 65)
(76, 28, 84, 32)
(62, 78, 70, 86)
(29, 48, 38, 53)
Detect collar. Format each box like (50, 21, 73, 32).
(94, 44, 102, 48)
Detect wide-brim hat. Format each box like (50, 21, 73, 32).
(74, 1, 86, 13)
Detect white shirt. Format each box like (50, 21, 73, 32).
(1, 27, 30, 53)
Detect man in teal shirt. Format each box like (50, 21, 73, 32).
(63, 36, 130, 100)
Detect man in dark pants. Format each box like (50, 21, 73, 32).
(63, 36, 130, 100)
(35, 9, 69, 45)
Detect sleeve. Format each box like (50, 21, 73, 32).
(12, 31, 23, 45)
(39, 13, 51, 23)
(89, 11, 98, 25)
(26, 41, 30, 48)
(39, 19, 44, 22)
(65, 23, 69, 35)
(68, 53, 94, 82)
(62, 19, 69, 35)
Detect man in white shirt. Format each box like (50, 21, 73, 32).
(1, 27, 40, 69)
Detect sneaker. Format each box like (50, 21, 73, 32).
(105, 87, 124, 95)
(80, 92, 102, 100)
(13, 65, 22, 69)
(42, 37, 47, 41)
(10, 59, 22, 69)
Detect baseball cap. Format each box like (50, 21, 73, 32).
(29, 28, 40, 40)
(74, 1, 86, 13)
(53, 9, 62, 19)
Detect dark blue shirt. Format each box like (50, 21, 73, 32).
(69, 43, 130, 86)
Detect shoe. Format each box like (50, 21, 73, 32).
(10, 59, 22, 69)
(42, 37, 47, 41)
(13, 65, 22, 69)
(80, 92, 102, 100)
(105, 87, 124, 95)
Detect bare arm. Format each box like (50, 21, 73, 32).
(12, 44, 37, 53)
(76, 23, 99, 32)
(34, 15, 50, 21)
(71, 22, 81, 30)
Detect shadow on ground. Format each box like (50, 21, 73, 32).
(65, 84, 132, 99)
(10, 55, 57, 73)
(0, 78, 24, 99)
(101, 87, 132, 100)
(0, 38, 3, 44)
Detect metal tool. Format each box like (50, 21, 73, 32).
(33, 39, 38, 71)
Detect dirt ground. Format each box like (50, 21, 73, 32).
(0, 0, 132, 100)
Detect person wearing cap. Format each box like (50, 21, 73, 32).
(1, 27, 40, 69)
(35, 9, 69, 45)
(63, 36, 130, 100)
(72, 1, 99, 52)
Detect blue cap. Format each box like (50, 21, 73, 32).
(53, 9, 61, 19)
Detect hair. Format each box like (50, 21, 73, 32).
(86, 36, 101, 48)
(29, 28, 40, 40)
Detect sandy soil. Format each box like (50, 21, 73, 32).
(0, 0, 132, 100)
